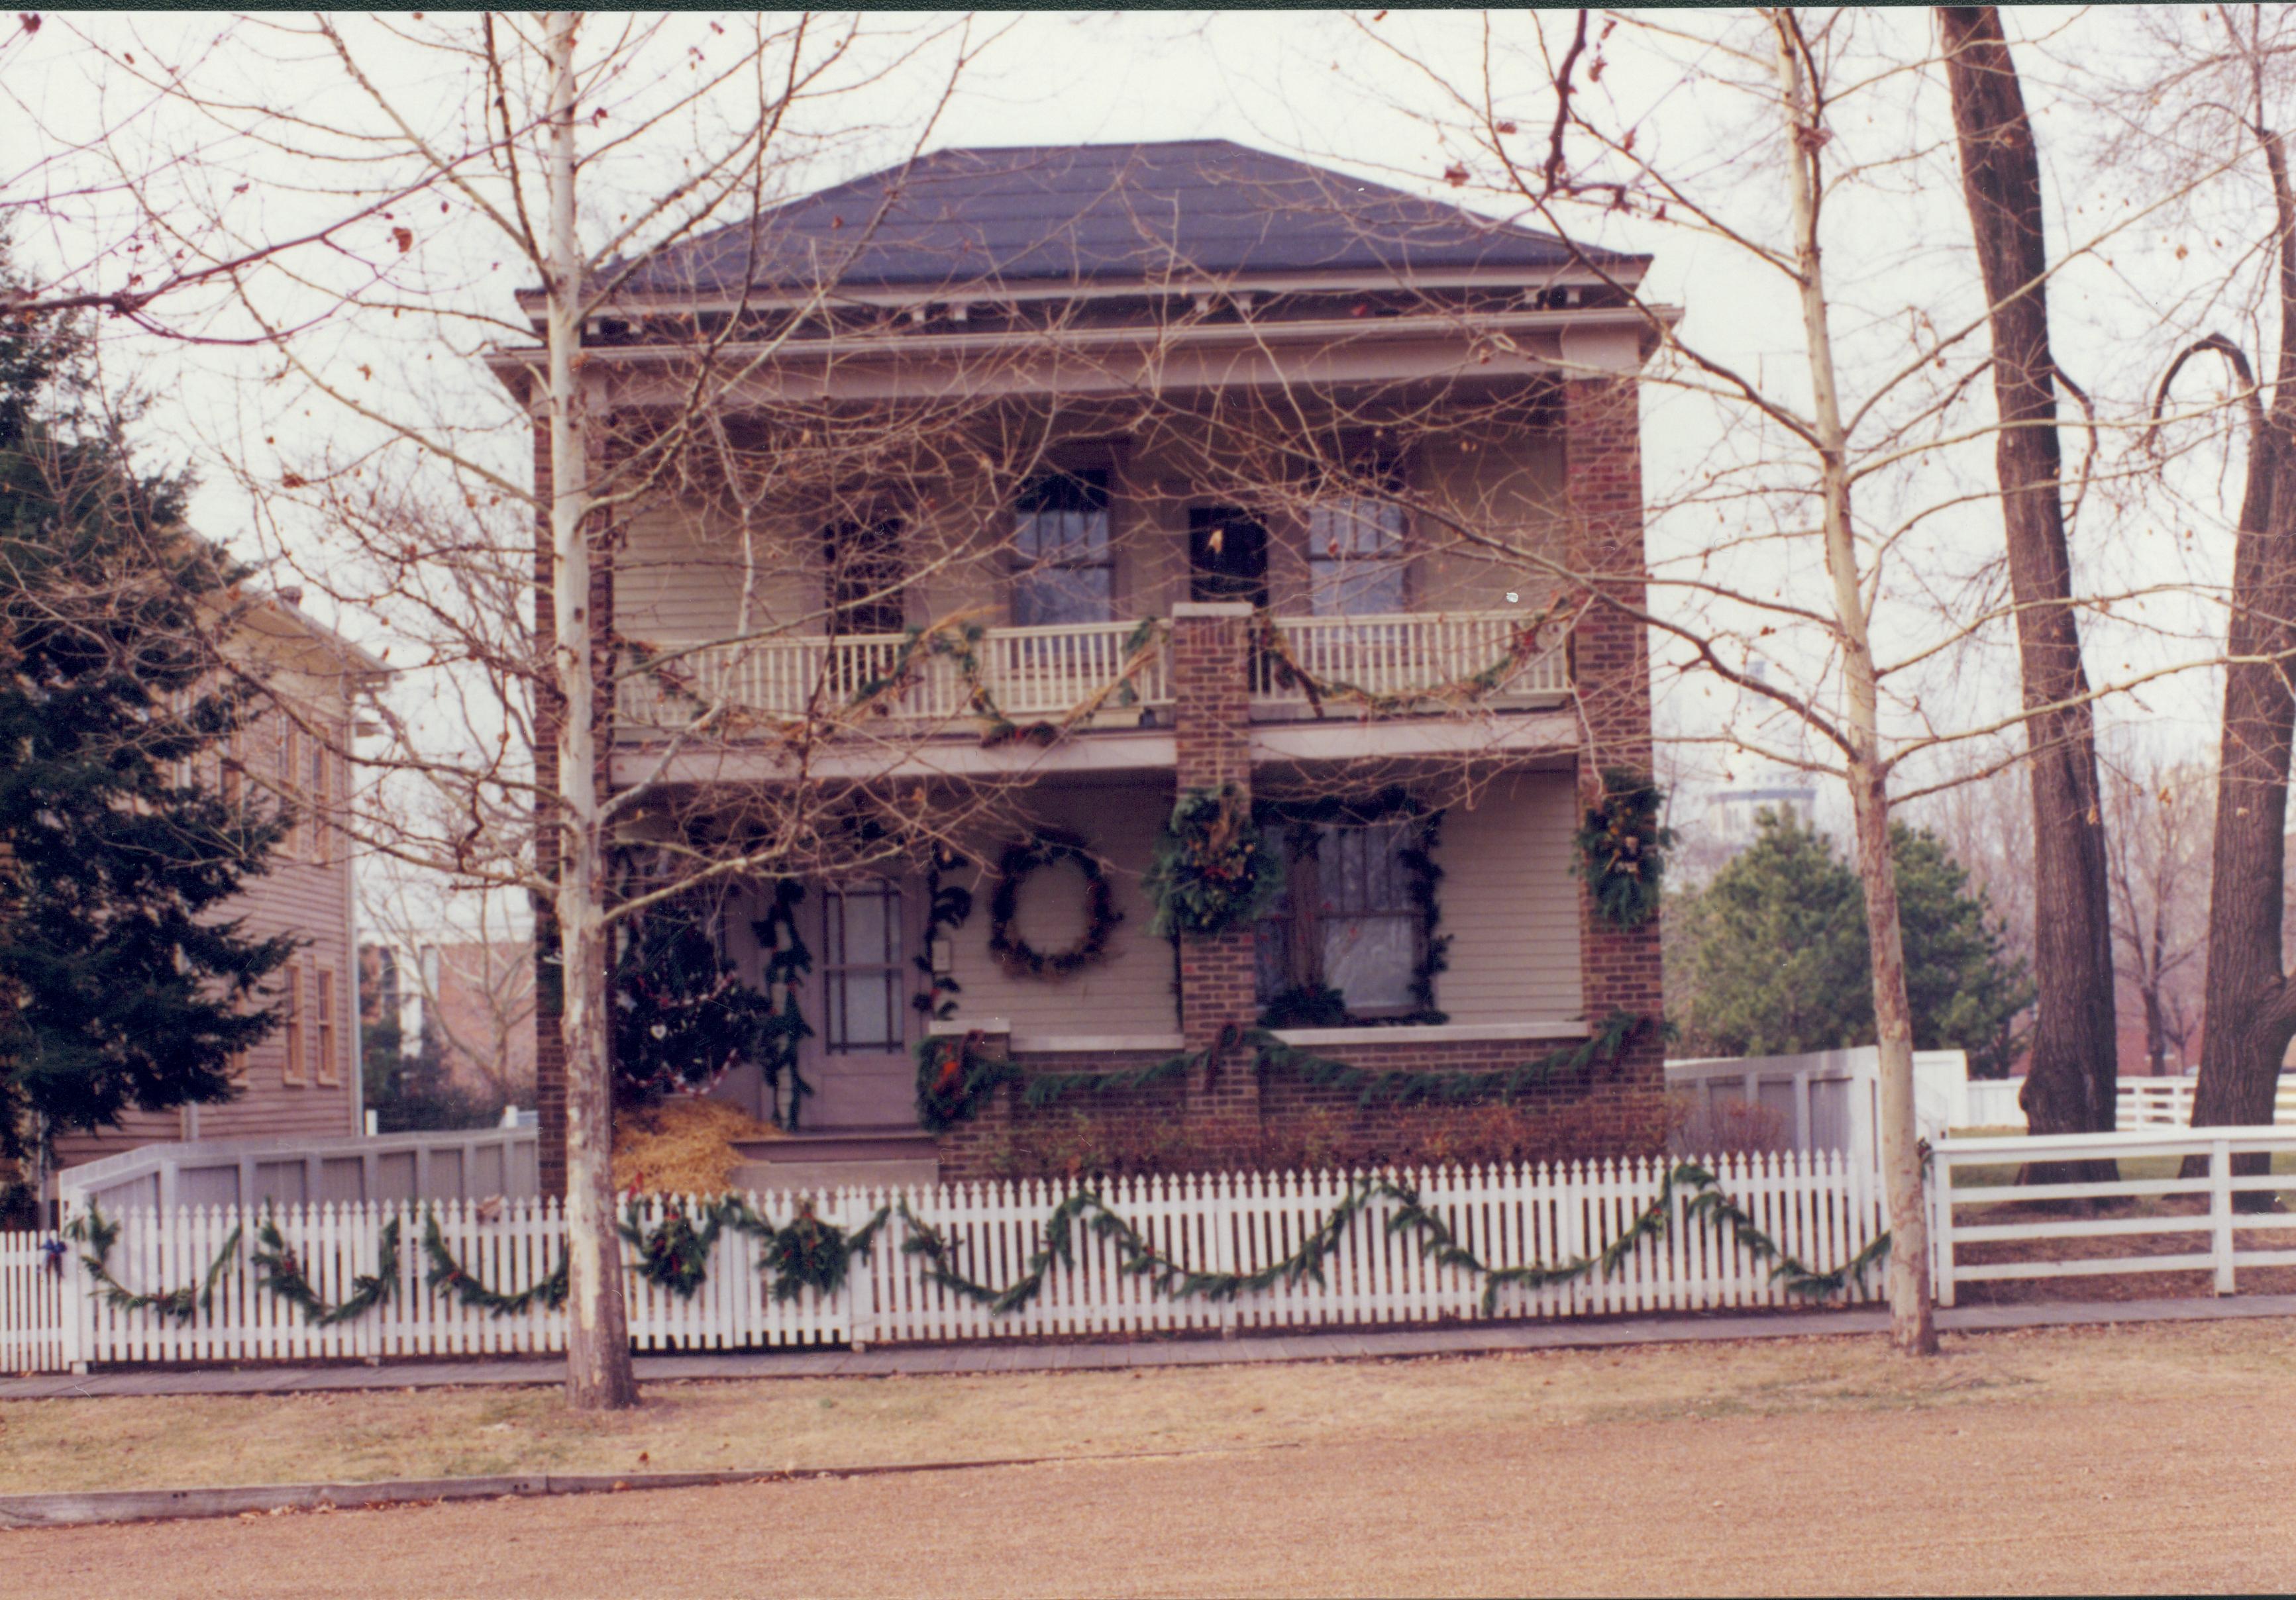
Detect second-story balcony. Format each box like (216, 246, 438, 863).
(617, 609, 1569, 742)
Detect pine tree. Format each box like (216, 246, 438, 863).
(0, 260, 296, 1162)
(1671, 811, 2034, 1076)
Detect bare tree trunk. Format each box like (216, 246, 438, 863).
(1773, 11, 1934, 1354)
(2191, 19, 2296, 1168)
(543, 9, 635, 1411)
(1940, 8, 2118, 1172)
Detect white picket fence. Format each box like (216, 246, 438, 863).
(0, 1152, 1883, 1373)
(1930, 1125, 2296, 1304)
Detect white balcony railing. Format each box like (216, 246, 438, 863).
(618, 618, 1170, 730)
(617, 610, 1571, 735)
(1251, 610, 1569, 708)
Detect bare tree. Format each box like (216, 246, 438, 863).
(2101, 748, 2211, 1078)
(1940, 6, 2118, 1158)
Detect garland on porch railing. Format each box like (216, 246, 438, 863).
(843, 614, 1169, 749)
(1250, 597, 1572, 718)
(894, 1161, 1889, 1319)
(252, 1213, 401, 1326)
(64, 1203, 242, 1324)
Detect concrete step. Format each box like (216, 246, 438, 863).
(735, 1128, 937, 1166)
(732, 1156, 940, 1196)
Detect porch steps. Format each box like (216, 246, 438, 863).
(732, 1128, 938, 1195)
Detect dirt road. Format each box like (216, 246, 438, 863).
(11, 1389, 2290, 1597)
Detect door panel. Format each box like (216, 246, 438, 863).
(804, 877, 919, 1127)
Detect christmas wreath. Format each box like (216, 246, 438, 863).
(1574, 768, 1676, 930)
(986, 830, 1122, 979)
(1143, 784, 1284, 938)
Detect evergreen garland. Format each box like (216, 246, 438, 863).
(842, 615, 1168, 748)
(1251, 601, 1565, 717)
(1143, 784, 1284, 938)
(911, 847, 974, 1022)
(420, 1213, 570, 1316)
(1574, 769, 1676, 930)
(65, 1203, 241, 1323)
(617, 1199, 721, 1300)
(986, 830, 1122, 980)
(751, 878, 815, 1127)
(251, 1213, 401, 1326)
(895, 1162, 1887, 1319)
(915, 1031, 1018, 1133)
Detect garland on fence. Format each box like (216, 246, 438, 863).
(986, 830, 1122, 980)
(1144, 784, 1284, 938)
(1573, 768, 1675, 930)
(64, 1203, 242, 1324)
(419, 1213, 570, 1317)
(615, 1193, 893, 1303)
(894, 1161, 1890, 1320)
(1251, 598, 1571, 718)
(251, 1213, 401, 1326)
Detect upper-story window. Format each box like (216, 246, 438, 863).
(1306, 494, 1407, 617)
(1012, 470, 1112, 626)
(824, 517, 906, 635)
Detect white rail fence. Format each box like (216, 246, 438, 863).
(1, 1152, 1880, 1373)
(1957, 1075, 2296, 1132)
(1930, 1126, 2296, 1305)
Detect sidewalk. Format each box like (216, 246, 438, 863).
(9, 1292, 2292, 1402)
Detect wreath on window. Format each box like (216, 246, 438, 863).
(986, 830, 1122, 979)
(1574, 768, 1675, 930)
(1144, 783, 1285, 938)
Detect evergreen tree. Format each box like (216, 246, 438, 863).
(1671, 810, 2034, 1076)
(0, 264, 295, 1161)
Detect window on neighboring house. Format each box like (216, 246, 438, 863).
(281, 962, 307, 1084)
(1012, 470, 1114, 626)
(823, 517, 906, 635)
(308, 733, 333, 866)
(1255, 821, 1423, 1017)
(274, 713, 301, 860)
(314, 968, 339, 1084)
(821, 879, 904, 1054)
(1306, 493, 1407, 617)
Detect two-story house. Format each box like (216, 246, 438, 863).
(49, 587, 384, 1177)
(508, 140, 1670, 1191)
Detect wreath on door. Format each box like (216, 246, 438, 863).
(986, 830, 1122, 979)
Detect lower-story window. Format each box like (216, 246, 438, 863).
(1255, 821, 1422, 1018)
(823, 879, 904, 1053)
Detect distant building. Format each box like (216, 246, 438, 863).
(1703, 782, 1818, 855)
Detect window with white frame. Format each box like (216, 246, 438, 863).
(1012, 470, 1113, 626)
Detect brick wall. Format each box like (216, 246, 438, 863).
(1563, 375, 1666, 1100)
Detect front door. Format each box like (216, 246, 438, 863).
(1188, 506, 1270, 606)
(803, 876, 918, 1128)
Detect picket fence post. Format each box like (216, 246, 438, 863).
(2210, 1138, 2236, 1296)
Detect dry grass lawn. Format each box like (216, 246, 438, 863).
(4, 1318, 2294, 1496)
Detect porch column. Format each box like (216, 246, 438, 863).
(1168, 602, 1262, 1136)
(1563, 376, 1667, 1139)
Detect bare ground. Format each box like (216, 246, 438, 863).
(6, 1319, 2296, 1495)
(7, 1386, 2293, 1597)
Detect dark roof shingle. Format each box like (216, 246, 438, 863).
(615, 139, 1628, 297)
